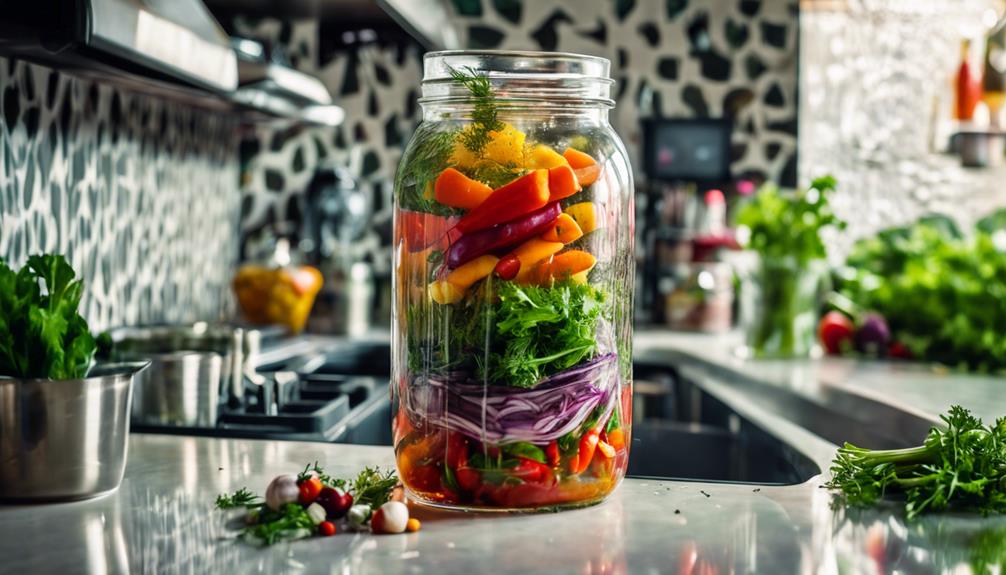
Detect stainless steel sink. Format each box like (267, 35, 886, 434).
(627, 362, 820, 485)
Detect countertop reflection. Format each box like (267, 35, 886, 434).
(1, 434, 816, 574)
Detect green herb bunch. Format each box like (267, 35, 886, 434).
(835, 212, 1006, 372)
(736, 175, 845, 264)
(826, 405, 1006, 519)
(0, 254, 96, 379)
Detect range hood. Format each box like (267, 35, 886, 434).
(0, 0, 237, 93)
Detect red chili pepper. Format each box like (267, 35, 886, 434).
(446, 432, 469, 470)
(494, 254, 521, 280)
(455, 467, 481, 492)
(298, 476, 323, 504)
(545, 440, 560, 467)
(569, 429, 600, 474)
(456, 170, 550, 234)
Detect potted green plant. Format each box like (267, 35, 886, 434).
(735, 176, 845, 358)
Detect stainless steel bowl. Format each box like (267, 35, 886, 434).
(0, 362, 149, 501)
(131, 351, 222, 426)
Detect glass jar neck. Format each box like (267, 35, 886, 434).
(420, 50, 614, 123)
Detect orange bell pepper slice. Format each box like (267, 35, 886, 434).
(434, 168, 494, 210)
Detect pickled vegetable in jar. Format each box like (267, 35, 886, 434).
(392, 51, 634, 511)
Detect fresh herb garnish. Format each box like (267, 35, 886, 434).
(489, 281, 606, 388)
(395, 128, 461, 215)
(0, 254, 97, 379)
(350, 466, 399, 509)
(215, 487, 261, 509)
(243, 503, 316, 546)
(448, 65, 502, 155)
(825, 405, 1006, 519)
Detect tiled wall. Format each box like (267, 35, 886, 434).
(236, 0, 800, 270)
(800, 0, 1006, 260)
(0, 57, 241, 330)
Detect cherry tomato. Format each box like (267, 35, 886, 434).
(889, 341, 913, 360)
(493, 254, 521, 280)
(298, 476, 323, 504)
(455, 467, 481, 492)
(318, 521, 336, 537)
(818, 311, 854, 355)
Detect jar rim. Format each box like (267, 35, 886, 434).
(421, 50, 614, 108)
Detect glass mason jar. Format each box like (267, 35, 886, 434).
(391, 51, 634, 511)
(739, 256, 827, 358)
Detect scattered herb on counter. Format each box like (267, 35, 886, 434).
(216, 464, 408, 546)
(215, 487, 261, 509)
(825, 406, 1006, 519)
(349, 466, 399, 509)
(0, 254, 97, 379)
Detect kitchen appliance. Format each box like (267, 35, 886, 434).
(0, 361, 149, 501)
(129, 338, 392, 445)
(106, 324, 275, 426)
(303, 164, 375, 335)
(0, 0, 237, 93)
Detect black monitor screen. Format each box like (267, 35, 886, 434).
(642, 119, 732, 183)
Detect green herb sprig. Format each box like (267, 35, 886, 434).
(215, 487, 262, 509)
(350, 466, 399, 509)
(825, 405, 1006, 519)
(448, 65, 502, 155)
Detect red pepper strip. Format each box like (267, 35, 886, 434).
(446, 432, 468, 470)
(397, 210, 458, 252)
(456, 170, 550, 235)
(545, 440, 561, 467)
(569, 429, 600, 474)
(511, 458, 549, 483)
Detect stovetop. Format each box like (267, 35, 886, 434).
(131, 339, 393, 445)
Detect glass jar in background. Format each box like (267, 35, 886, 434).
(664, 262, 734, 333)
(391, 51, 634, 511)
(739, 257, 827, 358)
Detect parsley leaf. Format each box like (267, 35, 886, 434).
(826, 405, 1006, 519)
(0, 254, 96, 379)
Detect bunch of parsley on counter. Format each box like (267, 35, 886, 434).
(826, 406, 1006, 519)
(0, 254, 96, 379)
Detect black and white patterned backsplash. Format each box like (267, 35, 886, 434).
(234, 0, 799, 270)
(0, 57, 241, 331)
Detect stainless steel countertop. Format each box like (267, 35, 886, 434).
(1, 332, 1004, 574)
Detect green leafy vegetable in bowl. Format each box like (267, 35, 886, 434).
(0, 254, 97, 379)
(826, 406, 1006, 519)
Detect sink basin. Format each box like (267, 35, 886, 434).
(628, 362, 820, 485)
